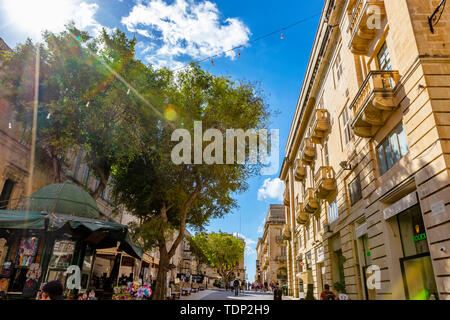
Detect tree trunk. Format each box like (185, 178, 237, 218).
(153, 246, 170, 300)
(52, 154, 61, 183)
(91, 165, 109, 200)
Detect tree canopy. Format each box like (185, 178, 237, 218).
(189, 232, 245, 283)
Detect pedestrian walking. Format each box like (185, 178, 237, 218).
(233, 278, 240, 296)
(320, 284, 337, 300)
(273, 283, 282, 301)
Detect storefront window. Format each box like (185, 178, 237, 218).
(48, 239, 76, 269)
(80, 245, 94, 290)
(397, 205, 438, 300)
(397, 205, 429, 257)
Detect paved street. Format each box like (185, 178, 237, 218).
(181, 289, 280, 300)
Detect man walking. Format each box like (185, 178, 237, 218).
(233, 278, 240, 296)
(273, 283, 282, 301)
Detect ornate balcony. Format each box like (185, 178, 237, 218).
(300, 138, 316, 167)
(282, 225, 291, 241)
(295, 203, 308, 225)
(294, 159, 307, 182)
(314, 166, 337, 199)
(348, 0, 386, 55)
(351, 70, 400, 138)
(277, 255, 287, 263)
(283, 186, 290, 206)
(303, 188, 319, 213)
(311, 109, 330, 145)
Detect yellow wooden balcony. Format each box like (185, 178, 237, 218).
(304, 188, 319, 213)
(294, 159, 307, 182)
(282, 225, 292, 241)
(351, 70, 400, 138)
(314, 166, 337, 199)
(283, 187, 290, 206)
(311, 109, 330, 145)
(348, 0, 386, 55)
(300, 138, 316, 166)
(295, 203, 308, 225)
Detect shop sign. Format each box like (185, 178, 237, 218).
(413, 233, 427, 243)
(383, 192, 418, 221)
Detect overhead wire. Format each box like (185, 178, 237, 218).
(170, 11, 322, 72)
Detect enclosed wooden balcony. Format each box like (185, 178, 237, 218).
(311, 109, 330, 145)
(300, 138, 316, 166)
(314, 166, 337, 199)
(294, 159, 307, 182)
(283, 187, 290, 206)
(348, 0, 386, 55)
(303, 188, 319, 213)
(295, 203, 308, 225)
(282, 225, 291, 241)
(351, 70, 400, 138)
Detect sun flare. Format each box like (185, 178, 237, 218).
(3, 0, 78, 37)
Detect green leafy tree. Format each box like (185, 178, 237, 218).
(112, 63, 269, 300)
(0, 26, 154, 197)
(189, 232, 245, 285)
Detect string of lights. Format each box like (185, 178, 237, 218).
(170, 11, 322, 72)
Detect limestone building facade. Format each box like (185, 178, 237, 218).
(280, 0, 450, 300)
(255, 204, 287, 286)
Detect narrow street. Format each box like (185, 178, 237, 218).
(181, 289, 278, 300)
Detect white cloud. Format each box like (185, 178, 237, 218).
(257, 178, 285, 202)
(233, 232, 256, 255)
(3, 0, 106, 40)
(121, 0, 251, 69)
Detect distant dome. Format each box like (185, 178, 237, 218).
(23, 181, 100, 219)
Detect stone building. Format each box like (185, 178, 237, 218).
(255, 204, 287, 286)
(280, 0, 450, 300)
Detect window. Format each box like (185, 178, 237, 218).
(305, 251, 312, 270)
(349, 175, 363, 206)
(305, 224, 310, 242)
(340, 105, 353, 147)
(377, 123, 409, 175)
(0, 179, 15, 210)
(281, 246, 286, 257)
(315, 215, 321, 235)
(334, 51, 343, 88)
(328, 200, 339, 223)
(377, 42, 392, 71)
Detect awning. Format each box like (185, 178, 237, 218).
(0, 210, 142, 259)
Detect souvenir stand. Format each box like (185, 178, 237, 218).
(0, 182, 142, 299)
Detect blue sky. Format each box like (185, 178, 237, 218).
(0, 0, 323, 282)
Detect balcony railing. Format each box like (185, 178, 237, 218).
(303, 188, 319, 213)
(294, 159, 307, 182)
(277, 255, 287, 263)
(348, 0, 386, 55)
(275, 235, 283, 244)
(300, 138, 316, 167)
(295, 203, 308, 225)
(314, 166, 337, 199)
(351, 70, 400, 138)
(311, 109, 330, 145)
